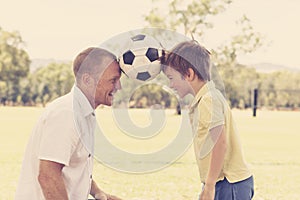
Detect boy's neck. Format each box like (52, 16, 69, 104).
(191, 79, 207, 96)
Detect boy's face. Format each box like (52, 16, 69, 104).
(164, 66, 192, 98)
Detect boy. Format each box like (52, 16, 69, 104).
(161, 41, 254, 200)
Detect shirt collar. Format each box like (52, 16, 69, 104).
(73, 85, 95, 117)
(190, 80, 216, 109)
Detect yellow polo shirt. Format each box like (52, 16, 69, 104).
(189, 81, 252, 183)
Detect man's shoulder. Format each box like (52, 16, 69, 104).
(47, 92, 72, 107)
(44, 92, 74, 118)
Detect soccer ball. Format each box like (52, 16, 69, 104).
(119, 34, 163, 81)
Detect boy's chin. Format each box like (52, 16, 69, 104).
(179, 91, 192, 99)
(178, 93, 187, 99)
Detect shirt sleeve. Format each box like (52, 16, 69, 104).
(38, 108, 78, 166)
(197, 94, 225, 159)
(198, 94, 225, 131)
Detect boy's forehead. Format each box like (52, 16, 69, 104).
(165, 66, 181, 76)
(166, 66, 177, 72)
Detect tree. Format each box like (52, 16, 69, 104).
(129, 83, 177, 108)
(112, 73, 179, 109)
(257, 71, 300, 110)
(144, 0, 264, 108)
(212, 15, 263, 68)
(145, 0, 232, 37)
(30, 62, 74, 106)
(0, 27, 30, 104)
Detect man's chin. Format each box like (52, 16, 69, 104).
(106, 97, 113, 106)
(102, 101, 112, 107)
(95, 100, 112, 108)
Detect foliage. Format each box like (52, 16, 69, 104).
(217, 64, 258, 108)
(257, 71, 300, 109)
(145, 0, 232, 37)
(212, 15, 263, 68)
(0, 27, 30, 104)
(144, 0, 270, 109)
(113, 74, 179, 109)
(29, 62, 74, 106)
(0, 7, 300, 109)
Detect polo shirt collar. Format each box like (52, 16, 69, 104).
(190, 81, 215, 109)
(73, 85, 95, 117)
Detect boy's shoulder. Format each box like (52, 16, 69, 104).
(197, 88, 230, 115)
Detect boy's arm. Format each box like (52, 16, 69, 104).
(90, 180, 123, 200)
(90, 180, 105, 199)
(200, 125, 226, 200)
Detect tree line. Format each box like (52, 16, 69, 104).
(1, 0, 300, 109)
(1, 30, 299, 110)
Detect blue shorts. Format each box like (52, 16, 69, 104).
(201, 176, 254, 200)
(215, 176, 254, 200)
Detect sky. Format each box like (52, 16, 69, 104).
(0, 0, 299, 69)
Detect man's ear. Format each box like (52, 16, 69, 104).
(81, 73, 92, 86)
(185, 68, 196, 81)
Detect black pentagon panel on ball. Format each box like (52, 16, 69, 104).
(123, 50, 135, 65)
(146, 48, 159, 62)
(131, 34, 146, 41)
(136, 71, 151, 81)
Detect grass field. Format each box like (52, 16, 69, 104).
(1, 107, 300, 199)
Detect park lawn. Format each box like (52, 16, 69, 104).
(1, 107, 300, 199)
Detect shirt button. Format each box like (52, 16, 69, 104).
(90, 175, 92, 179)
(88, 153, 91, 158)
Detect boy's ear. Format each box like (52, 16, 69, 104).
(185, 68, 196, 81)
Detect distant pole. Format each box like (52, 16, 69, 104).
(253, 88, 258, 117)
(176, 103, 181, 115)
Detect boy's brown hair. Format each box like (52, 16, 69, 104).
(161, 41, 211, 81)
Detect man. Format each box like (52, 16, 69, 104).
(161, 41, 254, 200)
(15, 47, 123, 200)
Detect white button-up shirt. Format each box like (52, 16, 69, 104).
(15, 85, 96, 200)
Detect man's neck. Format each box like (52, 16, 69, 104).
(76, 83, 96, 109)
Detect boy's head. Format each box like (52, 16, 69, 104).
(161, 41, 211, 82)
(160, 41, 211, 97)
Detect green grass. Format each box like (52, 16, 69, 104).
(1, 107, 300, 199)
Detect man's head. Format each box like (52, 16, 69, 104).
(161, 41, 211, 97)
(73, 47, 122, 108)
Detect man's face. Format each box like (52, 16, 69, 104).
(93, 61, 122, 107)
(164, 66, 192, 98)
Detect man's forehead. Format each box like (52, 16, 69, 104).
(101, 62, 121, 76)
